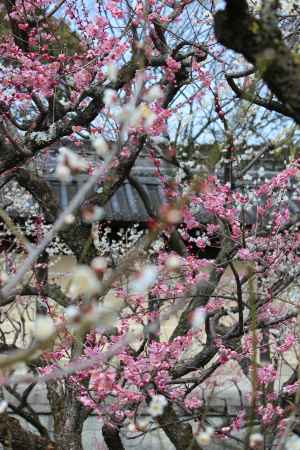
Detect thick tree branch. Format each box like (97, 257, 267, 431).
(102, 424, 126, 450)
(0, 283, 70, 308)
(225, 74, 295, 118)
(14, 168, 97, 262)
(214, 0, 300, 123)
(0, 414, 54, 450)
(157, 403, 201, 450)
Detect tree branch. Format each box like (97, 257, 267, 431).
(214, 0, 300, 123)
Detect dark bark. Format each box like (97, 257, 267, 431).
(102, 424, 126, 450)
(158, 404, 201, 450)
(47, 379, 87, 450)
(214, 0, 300, 123)
(225, 73, 296, 119)
(47, 335, 89, 450)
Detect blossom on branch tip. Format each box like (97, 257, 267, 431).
(129, 265, 158, 293)
(103, 89, 117, 107)
(64, 214, 75, 224)
(92, 136, 109, 158)
(106, 63, 118, 82)
(69, 265, 102, 298)
(148, 394, 168, 417)
(91, 256, 108, 273)
(285, 435, 300, 450)
(136, 416, 151, 431)
(33, 315, 55, 341)
(144, 85, 163, 102)
(195, 426, 214, 446)
(191, 307, 206, 330)
(56, 164, 72, 183)
(64, 305, 80, 322)
(166, 254, 181, 270)
(249, 432, 263, 448)
(58, 147, 88, 173)
(184, 397, 202, 410)
(0, 400, 8, 414)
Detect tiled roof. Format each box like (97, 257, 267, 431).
(234, 157, 300, 225)
(0, 140, 300, 225)
(48, 174, 166, 223)
(0, 141, 178, 223)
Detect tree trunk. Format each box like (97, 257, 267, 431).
(48, 380, 87, 450)
(47, 380, 87, 450)
(158, 404, 201, 450)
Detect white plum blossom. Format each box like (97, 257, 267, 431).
(106, 63, 118, 82)
(64, 214, 75, 224)
(285, 435, 300, 450)
(0, 400, 8, 414)
(195, 431, 210, 446)
(191, 307, 206, 330)
(136, 416, 151, 431)
(56, 147, 88, 182)
(34, 315, 55, 341)
(93, 223, 144, 259)
(144, 85, 163, 102)
(150, 238, 165, 254)
(91, 256, 108, 273)
(127, 422, 137, 433)
(115, 103, 156, 128)
(250, 432, 263, 448)
(103, 89, 117, 107)
(58, 147, 88, 172)
(56, 163, 72, 183)
(64, 305, 80, 322)
(129, 265, 158, 293)
(148, 395, 168, 417)
(115, 104, 140, 127)
(143, 107, 156, 128)
(166, 255, 181, 270)
(195, 427, 214, 446)
(92, 136, 109, 158)
(69, 265, 101, 298)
